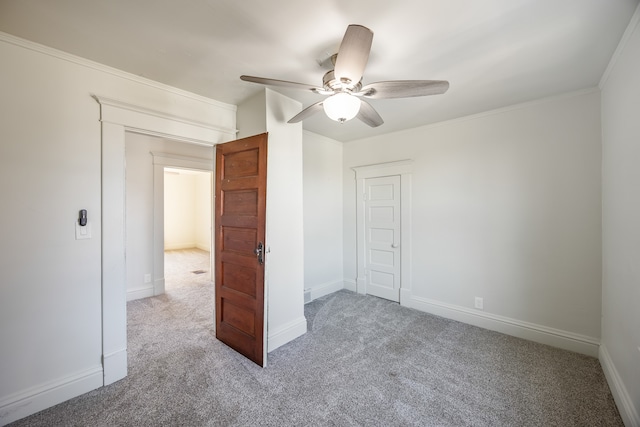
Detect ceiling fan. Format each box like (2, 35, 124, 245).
(240, 24, 449, 127)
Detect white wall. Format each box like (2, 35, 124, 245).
(600, 6, 640, 426)
(303, 131, 344, 301)
(163, 169, 212, 251)
(236, 90, 267, 140)
(264, 89, 306, 351)
(343, 89, 603, 355)
(0, 37, 103, 423)
(125, 134, 213, 301)
(163, 172, 198, 250)
(0, 33, 234, 425)
(237, 88, 307, 353)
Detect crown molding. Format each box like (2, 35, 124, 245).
(0, 31, 236, 112)
(345, 87, 600, 144)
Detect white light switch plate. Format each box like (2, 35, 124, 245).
(75, 221, 92, 240)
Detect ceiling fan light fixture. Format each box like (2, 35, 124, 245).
(240, 25, 449, 128)
(323, 93, 360, 123)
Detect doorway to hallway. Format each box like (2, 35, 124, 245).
(163, 167, 213, 291)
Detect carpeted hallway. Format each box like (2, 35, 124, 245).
(10, 249, 623, 426)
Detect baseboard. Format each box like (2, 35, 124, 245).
(267, 316, 307, 353)
(195, 243, 210, 251)
(343, 279, 357, 292)
(406, 294, 600, 357)
(126, 286, 154, 301)
(399, 288, 413, 306)
(0, 366, 103, 426)
(153, 278, 165, 296)
(307, 280, 344, 302)
(103, 348, 127, 386)
(164, 243, 197, 251)
(600, 345, 640, 427)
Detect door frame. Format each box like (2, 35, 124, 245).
(353, 160, 413, 306)
(95, 95, 236, 386)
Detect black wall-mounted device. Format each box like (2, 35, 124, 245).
(78, 209, 87, 227)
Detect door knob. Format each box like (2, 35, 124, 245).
(391, 243, 398, 248)
(254, 241, 264, 265)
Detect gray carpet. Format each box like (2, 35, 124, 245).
(11, 249, 623, 426)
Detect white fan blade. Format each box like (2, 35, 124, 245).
(241, 75, 325, 94)
(288, 101, 324, 123)
(360, 80, 450, 99)
(357, 99, 383, 127)
(334, 25, 373, 85)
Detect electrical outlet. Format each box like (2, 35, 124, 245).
(144, 273, 151, 284)
(474, 297, 484, 310)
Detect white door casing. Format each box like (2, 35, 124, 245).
(353, 160, 413, 305)
(365, 176, 401, 302)
(96, 95, 235, 385)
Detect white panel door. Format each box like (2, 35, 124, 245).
(365, 175, 401, 302)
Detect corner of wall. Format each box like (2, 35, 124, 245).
(599, 345, 640, 427)
(236, 90, 267, 139)
(599, 3, 640, 89)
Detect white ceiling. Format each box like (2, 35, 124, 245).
(0, 0, 637, 142)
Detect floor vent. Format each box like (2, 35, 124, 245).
(191, 270, 207, 275)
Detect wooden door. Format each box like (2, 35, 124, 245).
(215, 133, 267, 366)
(365, 175, 401, 302)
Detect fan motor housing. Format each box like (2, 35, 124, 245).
(323, 70, 361, 93)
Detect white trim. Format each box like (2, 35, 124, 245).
(163, 242, 199, 251)
(399, 287, 413, 306)
(355, 277, 367, 295)
(95, 95, 237, 138)
(0, 366, 102, 426)
(97, 96, 234, 387)
(103, 349, 127, 386)
(400, 172, 412, 303)
(599, 3, 640, 89)
(153, 278, 165, 296)
(101, 121, 128, 386)
(95, 95, 236, 145)
(345, 88, 600, 145)
(405, 293, 600, 357)
(126, 286, 154, 302)
(126, 128, 225, 146)
(0, 31, 236, 112)
(352, 160, 413, 301)
(307, 280, 344, 302)
(267, 316, 308, 353)
(344, 279, 357, 292)
(152, 162, 165, 298)
(352, 159, 413, 179)
(152, 152, 214, 169)
(600, 345, 640, 427)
